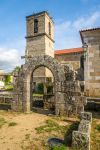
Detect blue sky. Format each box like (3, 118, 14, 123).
(0, 0, 100, 72)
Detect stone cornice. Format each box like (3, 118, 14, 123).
(25, 33, 55, 43)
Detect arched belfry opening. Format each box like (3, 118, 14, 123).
(34, 19, 38, 33)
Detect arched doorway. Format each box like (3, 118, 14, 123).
(13, 55, 66, 115)
(31, 66, 55, 113)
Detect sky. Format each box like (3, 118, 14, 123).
(0, 0, 100, 72)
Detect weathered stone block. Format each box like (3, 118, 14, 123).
(72, 131, 90, 150)
(80, 112, 92, 122)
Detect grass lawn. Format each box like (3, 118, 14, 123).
(4, 85, 13, 91)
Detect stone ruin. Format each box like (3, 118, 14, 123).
(12, 55, 86, 116)
(72, 112, 92, 150)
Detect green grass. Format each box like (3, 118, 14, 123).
(8, 122, 17, 127)
(35, 119, 68, 134)
(4, 85, 13, 91)
(0, 118, 7, 128)
(51, 145, 68, 150)
(91, 118, 100, 150)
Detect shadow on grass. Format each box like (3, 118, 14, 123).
(64, 121, 79, 147)
(48, 121, 79, 149)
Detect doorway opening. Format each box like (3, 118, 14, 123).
(31, 66, 55, 114)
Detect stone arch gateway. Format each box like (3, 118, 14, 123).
(12, 55, 67, 115)
(12, 55, 86, 115)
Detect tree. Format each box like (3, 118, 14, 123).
(4, 75, 11, 85)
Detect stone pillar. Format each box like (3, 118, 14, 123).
(55, 92, 66, 115)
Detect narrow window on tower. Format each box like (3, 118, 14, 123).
(48, 22, 51, 36)
(34, 19, 38, 33)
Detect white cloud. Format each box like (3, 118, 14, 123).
(55, 11, 100, 49)
(73, 11, 100, 29)
(0, 47, 24, 72)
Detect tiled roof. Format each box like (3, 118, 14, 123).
(80, 27, 100, 44)
(55, 47, 83, 55)
(80, 27, 100, 33)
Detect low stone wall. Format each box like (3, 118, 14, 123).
(85, 98, 100, 111)
(0, 91, 13, 104)
(72, 112, 92, 150)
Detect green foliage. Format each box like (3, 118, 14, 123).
(4, 75, 11, 85)
(37, 83, 44, 94)
(0, 118, 7, 128)
(8, 122, 17, 127)
(5, 85, 13, 91)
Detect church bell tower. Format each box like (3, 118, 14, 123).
(25, 11, 54, 61)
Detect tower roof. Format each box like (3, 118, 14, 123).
(26, 11, 54, 23)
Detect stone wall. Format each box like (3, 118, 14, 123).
(12, 55, 86, 115)
(55, 52, 83, 71)
(81, 29, 100, 97)
(72, 112, 92, 150)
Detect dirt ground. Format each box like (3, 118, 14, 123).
(0, 110, 100, 150)
(0, 110, 73, 150)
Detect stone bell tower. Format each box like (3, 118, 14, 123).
(25, 11, 54, 60)
(25, 11, 54, 84)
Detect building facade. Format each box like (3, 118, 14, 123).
(24, 11, 100, 97)
(55, 48, 83, 70)
(80, 28, 100, 97)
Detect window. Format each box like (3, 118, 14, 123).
(34, 19, 38, 33)
(48, 22, 51, 36)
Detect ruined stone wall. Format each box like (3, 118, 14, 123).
(72, 112, 92, 150)
(12, 55, 86, 115)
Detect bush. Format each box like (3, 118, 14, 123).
(4, 75, 11, 85)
